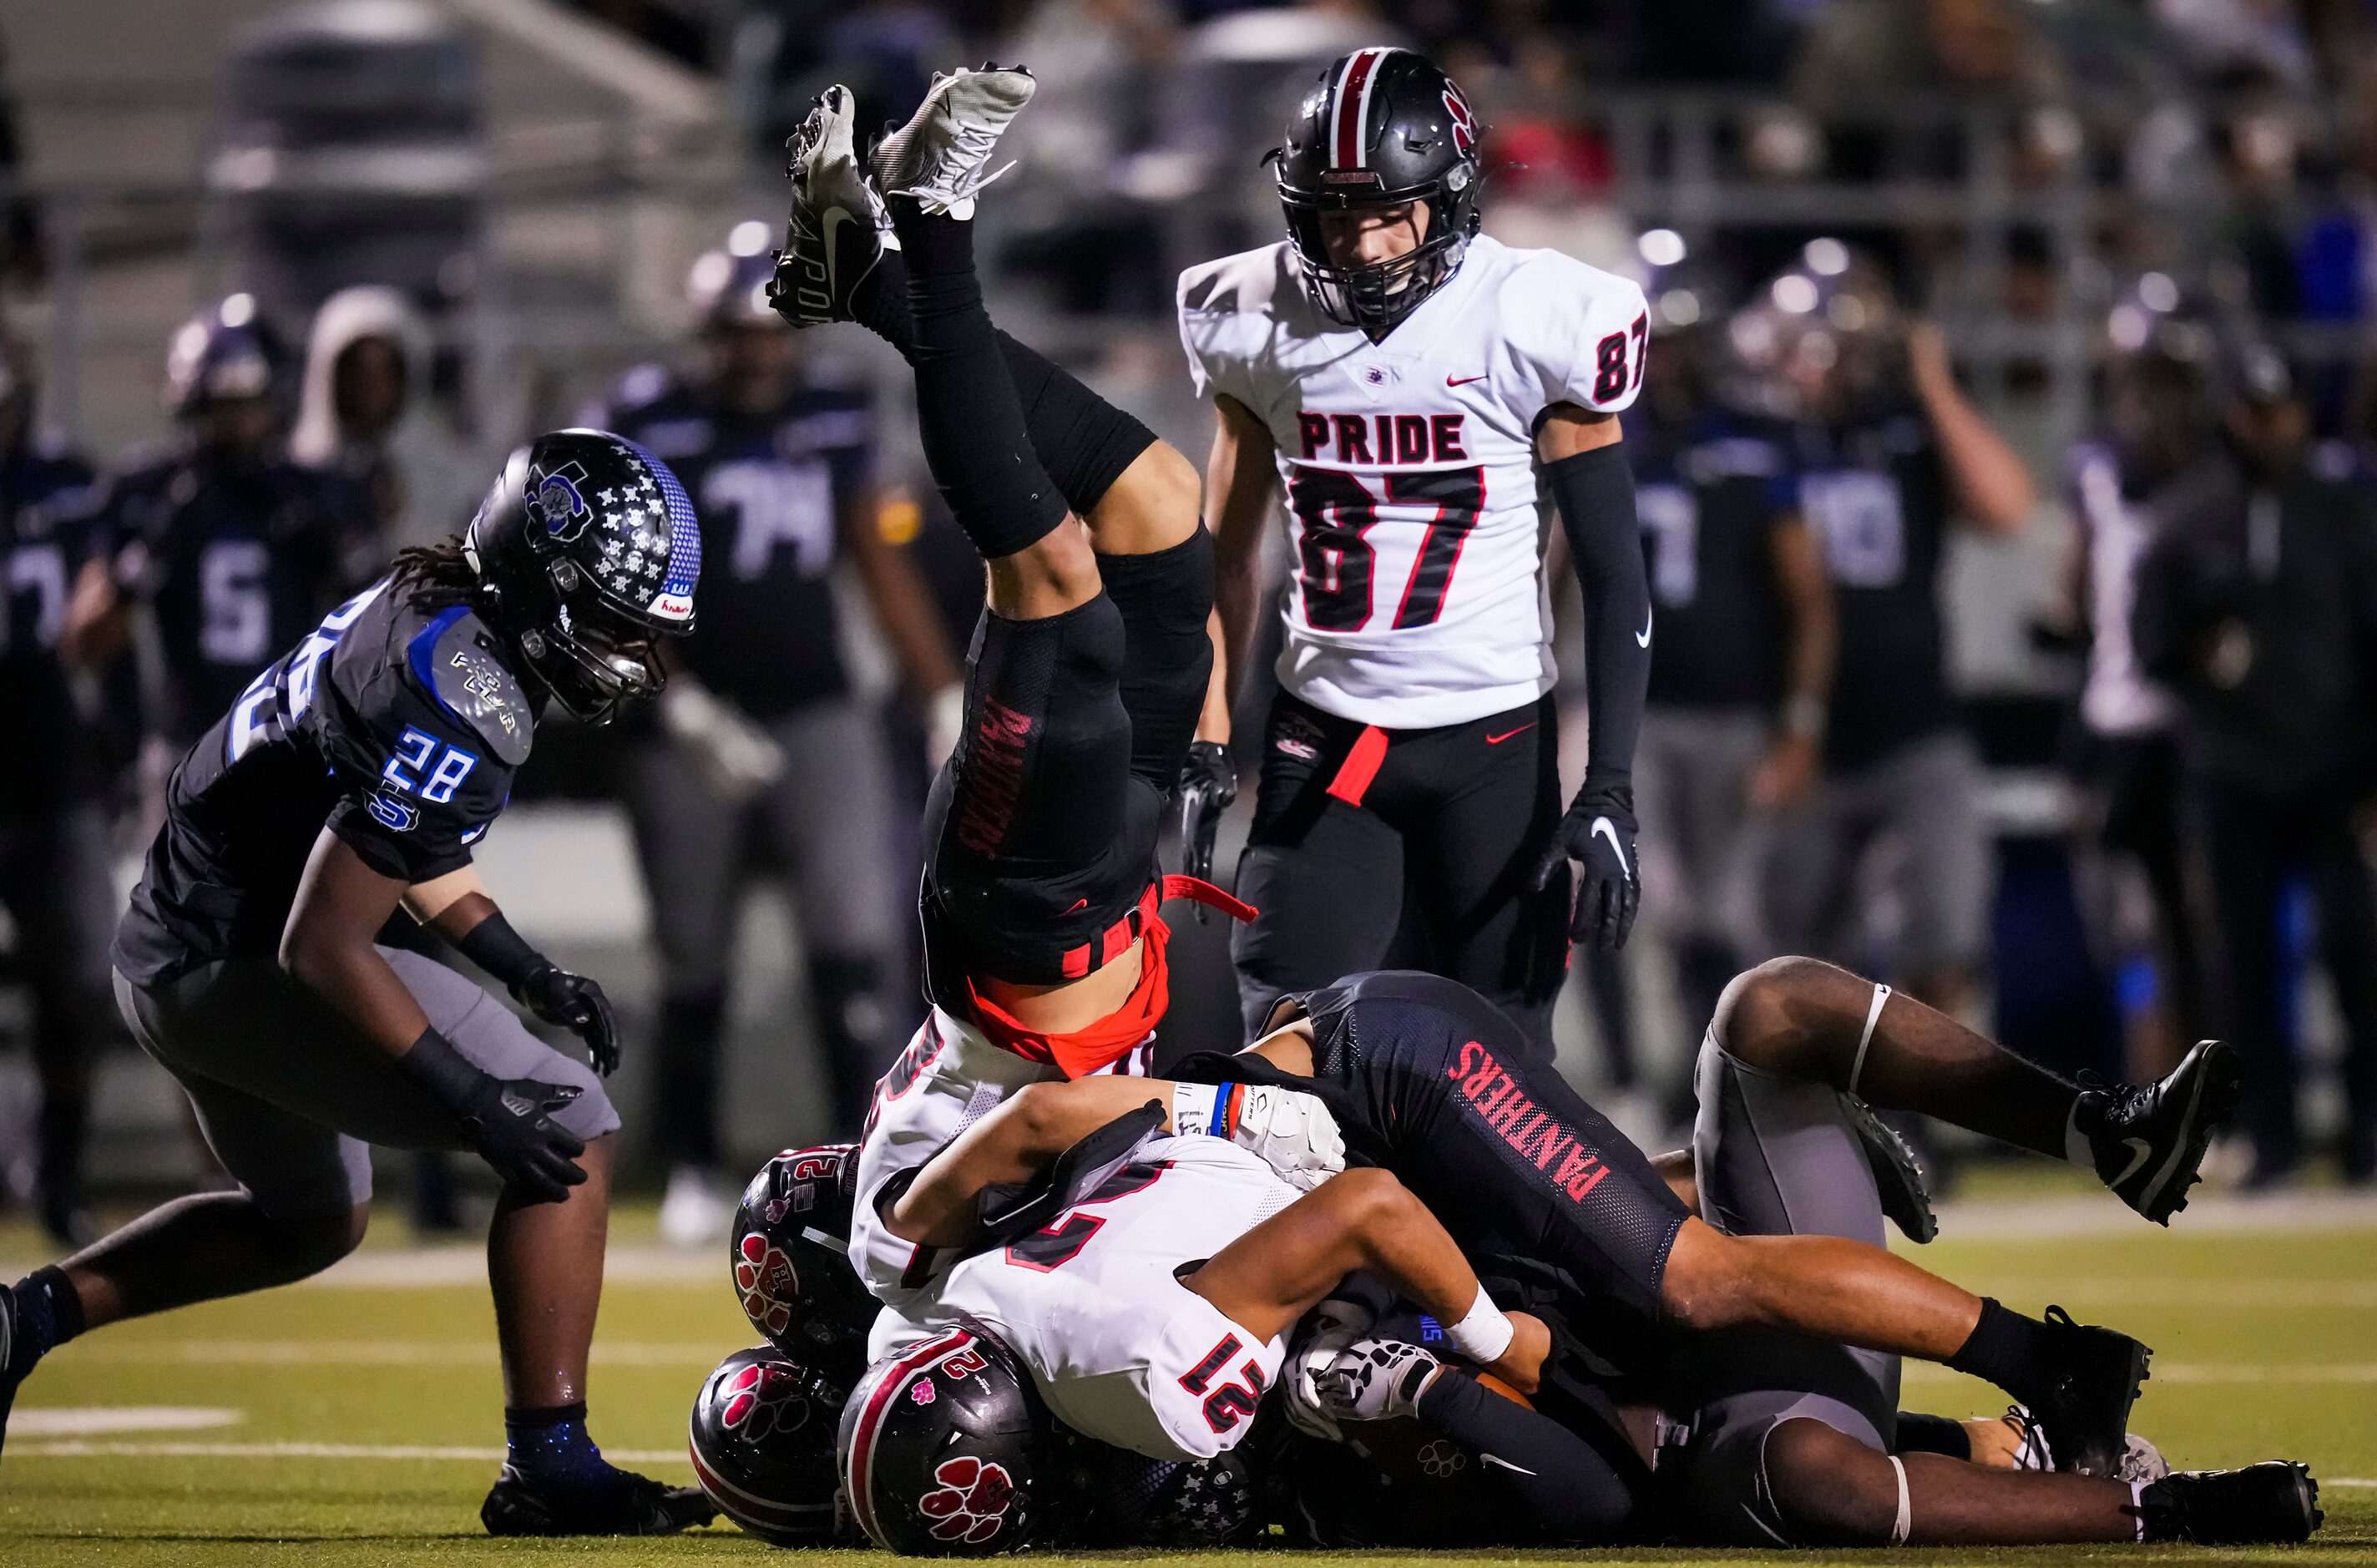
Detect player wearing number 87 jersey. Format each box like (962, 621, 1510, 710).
(1182, 48, 1656, 1053)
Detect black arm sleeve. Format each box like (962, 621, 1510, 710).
(1414, 1368, 1637, 1544)
(1546, 443, 1649, 784)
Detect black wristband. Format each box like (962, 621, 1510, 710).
(393, 1024, 488, 1114)
(454, 910, 550, 992)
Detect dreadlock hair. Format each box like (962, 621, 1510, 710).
(389, 538, 483, 615)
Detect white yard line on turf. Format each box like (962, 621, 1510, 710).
(12, 1407, 243, 1435)
(5, 1440, 690, 1463)
(1958, 1279, 2377, 1308)
(1936, 1189, 2377, 1238)
(1904, 1363, 2377, 1383)
(83, 1340, 722, 1366)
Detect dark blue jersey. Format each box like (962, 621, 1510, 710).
(94, 446, 374, 746)
(0, 437, 103, 820)
(593, 368, 872, 715)
(1626, 406, 1793, 712)
(1771, 406, 1956, 770)
(114, 572, 534, 985)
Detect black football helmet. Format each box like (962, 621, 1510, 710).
(164, 294, 293, 417)
(839, 1328, 1054, 1555)
(689, 1345, 853, 1545)
(1058, 1435, 1257, 1548)
(1273, 48, 1485, 333)
(731, 1144, 873, 1379)
(463, 429, 700, 723)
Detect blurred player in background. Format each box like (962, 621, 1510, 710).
(0, 332, 109, 1245)
(1625, 240, 1834, 1076)
(591, 228, 961, 1243)
(1741, 245, 2035, 1024)
(2, 431, 715, 1535)
(1187, 47, 1656, 1054)
(2133, 341, 2377, 1186)
(67, 296, 376, 756)
(2061, 287, 2212, 1081)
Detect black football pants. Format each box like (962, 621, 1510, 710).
(1231, 690, 1572, 1054)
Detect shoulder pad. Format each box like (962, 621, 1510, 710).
(1177, 243, 1292, 318)
(408, 606, 534, 766)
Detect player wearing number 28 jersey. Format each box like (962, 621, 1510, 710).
(1184, 47, 1655, 1051)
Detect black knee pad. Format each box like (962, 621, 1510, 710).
(1097, 527, 1215, 788)
(998, 330, 1158, 516)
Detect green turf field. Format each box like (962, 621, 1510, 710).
(2, 1185, 2373, 1565)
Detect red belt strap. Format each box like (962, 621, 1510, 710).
(1326, 724, 1390, 807)
(1058, 876, 1257, 980)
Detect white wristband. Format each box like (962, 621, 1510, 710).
(1444, 1288, 1514, 1366)
(1171, 1080, 1237, 1140)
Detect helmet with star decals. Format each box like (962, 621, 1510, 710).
(463, 428, 700, 722)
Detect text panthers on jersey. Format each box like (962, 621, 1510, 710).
(1178, 234, 1649, 730)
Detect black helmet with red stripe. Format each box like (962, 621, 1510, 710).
(838, 1328, 1054, 1555)
(1273, 47, 1484, 333)
(688, 1346, 852, 1545)
(730, 1144, 873, 1380)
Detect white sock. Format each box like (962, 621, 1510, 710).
(2130, 1479, 2147, 1541)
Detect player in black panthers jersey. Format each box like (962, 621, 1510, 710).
(0, 332, 112, 1245)
(69, 296, 375, 750)
(0, 431, 716, 1536)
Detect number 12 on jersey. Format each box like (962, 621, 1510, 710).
(1287, 465, 1487, 633)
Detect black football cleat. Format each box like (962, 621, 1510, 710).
(2077, 1039, 2243, 1224)
(2026, 1306, 2152, 1479)
(481, 1464, 719, 1536)
(1844, 1094, 1936, 1243)
(770, 84, 895, 329)
(0, 1279, 21, 1464)
(2138, 1461, 2322, 1544)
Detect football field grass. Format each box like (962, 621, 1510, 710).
(2, 1180, 2374, 1565)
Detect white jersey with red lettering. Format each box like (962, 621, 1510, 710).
(849, 1006, 1154, 1314)
(1178, 234, 1649, 730)
(868, 1135, 1298, 1460)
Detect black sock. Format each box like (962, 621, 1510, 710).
(855, 246, 914, 350)
(1946, 1297, 2059, 1409)
(6, 1267, 84, 1375)
(1096, 528, 1215, 788)
(1413, 1368, 1636, 1543)
(891, 200, 1068, 559)
(1893, 1409, 1972, 1460)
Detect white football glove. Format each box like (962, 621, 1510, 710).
(1170, 1081, 1347, 1191)
(660, 681, 786, 804)
(1282, 1296, 1376, 1444)
(1312, 1338, 1441, 1424)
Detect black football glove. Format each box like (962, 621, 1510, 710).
(1176, 740, 1237, 921)
(1531, 778, 1640, 950)
(396, 1029, 589, 1204)
(513, 965, 621, 1077)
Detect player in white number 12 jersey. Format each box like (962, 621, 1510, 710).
(1180, 46, 1657, 1053)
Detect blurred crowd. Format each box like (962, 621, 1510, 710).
(3, 0, 2377, 1251)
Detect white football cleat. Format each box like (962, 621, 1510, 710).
(771, 83, 898, 328)
(869, 65, 1035, 220)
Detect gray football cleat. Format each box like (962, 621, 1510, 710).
(869, 65, 1035, 220)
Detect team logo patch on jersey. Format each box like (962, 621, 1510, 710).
(365, 790, 419, 832)
(527, 460, 595, 542)
(918, 1456, 1016, 1545)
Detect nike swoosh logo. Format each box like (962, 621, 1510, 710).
(821, 205, 854, 290)
(1484, 723, 1536, 745)
(1636, 605, 1653, 649)
(2111, 1136, 2153, 1189)
(1446, 373, 1489, 387)
(1590, 816, 1631, 878)
(1480, 1454, 1538, 1475)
